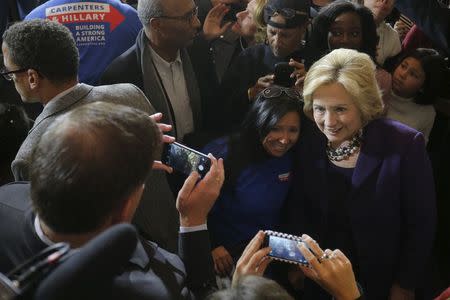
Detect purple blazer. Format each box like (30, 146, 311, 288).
(286, 118, 436, 300)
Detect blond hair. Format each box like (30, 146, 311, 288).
(253, 0, 268, 43)
(303, 48, 384, 124)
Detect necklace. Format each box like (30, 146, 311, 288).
(326, 130, 362, 161)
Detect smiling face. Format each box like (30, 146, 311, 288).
(312, 83, 363, 148)
(328, 12, 363, 51)
(392, 57, 426, 98)
(262, 111, 300, 157)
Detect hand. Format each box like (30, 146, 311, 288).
(298, 234, 360, 300)
(232, 231, 272, 287)
(149, 112, 175, 173)
(248, 74, 274, 101)
(212, 246, 234, 276)
(176, 154, 224, 227)
(394, 20, 410, 41)
(289, 59, 306, 92)
(389, 284, 415, 300)
(203, 4, 233, 41)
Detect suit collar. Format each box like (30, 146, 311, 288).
(128, 239, 151, 269)
(352, 121, 383, 190)
(31, 83, 92, 133)
(137, 31, 202, 138)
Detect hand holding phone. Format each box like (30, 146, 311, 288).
(161, 142, 211, 177)
(274, 62, 296, 87)
(262, 230, 309, 266)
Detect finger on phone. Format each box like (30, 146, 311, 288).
(240, 231, 264, 264)
(152, 161, 173, 173)
(178, 171, 200, 199)
(149, 112, 163, 122)
(301, 234, 325, 258)
(298, 243, 322, 271)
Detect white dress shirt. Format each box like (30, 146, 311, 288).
(149, 47, 194, 141)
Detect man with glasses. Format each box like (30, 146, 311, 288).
(100, 0, 218, 253)
(218, 0, 311, 130)
(101, 0, 203, 144)
(1, 19, 154, 182)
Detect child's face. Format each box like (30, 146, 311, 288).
(392, 57, 426, 98)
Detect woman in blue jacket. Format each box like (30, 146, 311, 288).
(204, 87, 302, 276)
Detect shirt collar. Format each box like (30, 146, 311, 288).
(48, 83, 80, 104)
(34, 215, 55, 246)
(149, 46, 182, 67)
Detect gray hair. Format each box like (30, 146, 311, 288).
(137, 0, 165, 26)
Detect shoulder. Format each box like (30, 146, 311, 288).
(0, 182, 31, 211)
(91, 83, 153, 113)
(109, 43, 138, 68)
(240, 44, 268, 60)
(364, 118, 425, 152)
(101, 43, 140, 83)
(202, 137, 229, 159)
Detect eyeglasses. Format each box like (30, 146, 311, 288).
(264, 6, 308, 19)
(260, 86, 302, 100)
(159, 6, 199, 23)
(0, 67, 28, 81)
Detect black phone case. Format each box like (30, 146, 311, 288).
(161, 143, 211, 178)
(273, 63, 296, 87)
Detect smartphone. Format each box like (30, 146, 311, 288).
(262, 230, 309, 266)
(273, 62, 296, 87)
(161, 142, 211, 178)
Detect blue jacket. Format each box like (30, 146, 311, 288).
(26, 0, 142, 84)
(204, 138, 294, 256)
(286, 118, 436, 300)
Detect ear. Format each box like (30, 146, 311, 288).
(149, 17, 162, 31)
(27, 69, 41, 91)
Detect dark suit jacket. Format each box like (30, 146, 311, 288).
(286, 118, 437, 300)
(0, 182, 216, 299)
(12, 83, 154, 181)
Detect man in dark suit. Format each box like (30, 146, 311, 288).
(1, 19, 155, 181)
(100, 0, 226, 252)
(0, 101, 224, 299)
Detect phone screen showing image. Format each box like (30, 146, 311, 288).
(162, 143, 211, 177)
(267, 235, 308, 265)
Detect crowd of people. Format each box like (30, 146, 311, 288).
(0, 0, 449, 299)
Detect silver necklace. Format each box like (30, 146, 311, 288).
(326, 130, 362, 161)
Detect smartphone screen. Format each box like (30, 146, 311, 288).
(162, 143, 211, 177)
(266, 235, 308, 265)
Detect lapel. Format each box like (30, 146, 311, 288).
(351, 121, 383, 192)
(314, 138, 331, 228)
(180, 48, 202, 129)
(140, 41, 176, 136)
(30, 84, 92, 134)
